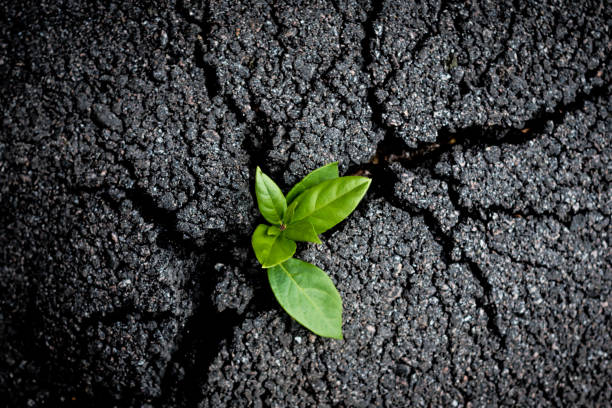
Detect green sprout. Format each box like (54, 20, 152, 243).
(251, 162, 371, 339)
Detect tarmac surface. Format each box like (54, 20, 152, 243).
(1, 0, 610, 406)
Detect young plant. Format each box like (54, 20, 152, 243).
(251, 162, 371, 339)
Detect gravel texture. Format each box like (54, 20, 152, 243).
(1, 0, 610, 407)
(369, 0, 609, 147)
(205, 0, 384, 185)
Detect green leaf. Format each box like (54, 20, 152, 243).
(290, 176, 371, 234)
(252, 224, 296, 268)
(268, 258, 343, 339)
(283, 220, 321, 244)
(285, 162, 339, 204)
(255, 167, 286, 225)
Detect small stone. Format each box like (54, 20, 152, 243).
(156, 104, 169, 121)
(152, 67, 167, 82)
(159, 30, 168, 47)
(76, 93, 91, 112)
(92, 104, 123, 131)
(118, 279, 131, 288)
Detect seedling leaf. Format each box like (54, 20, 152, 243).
(283, 220, 321, 244)
(255, 167, 286, 225)
(290, 176, 371, 234)
(286, 162, 339, 204)
(268, 258, 343, 339)
(252, 224, 296, 268)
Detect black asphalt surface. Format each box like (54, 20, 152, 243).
(1, 0, 610, 407)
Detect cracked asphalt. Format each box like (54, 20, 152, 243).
(1, 0, 610, 406)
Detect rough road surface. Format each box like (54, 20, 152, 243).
(1, 0, 610, 407)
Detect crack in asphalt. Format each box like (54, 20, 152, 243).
(472, 0, 518, 88)
(369, 80, 610, 171)
(410, 0, 452, 58)
(361, 0, 386, 133)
